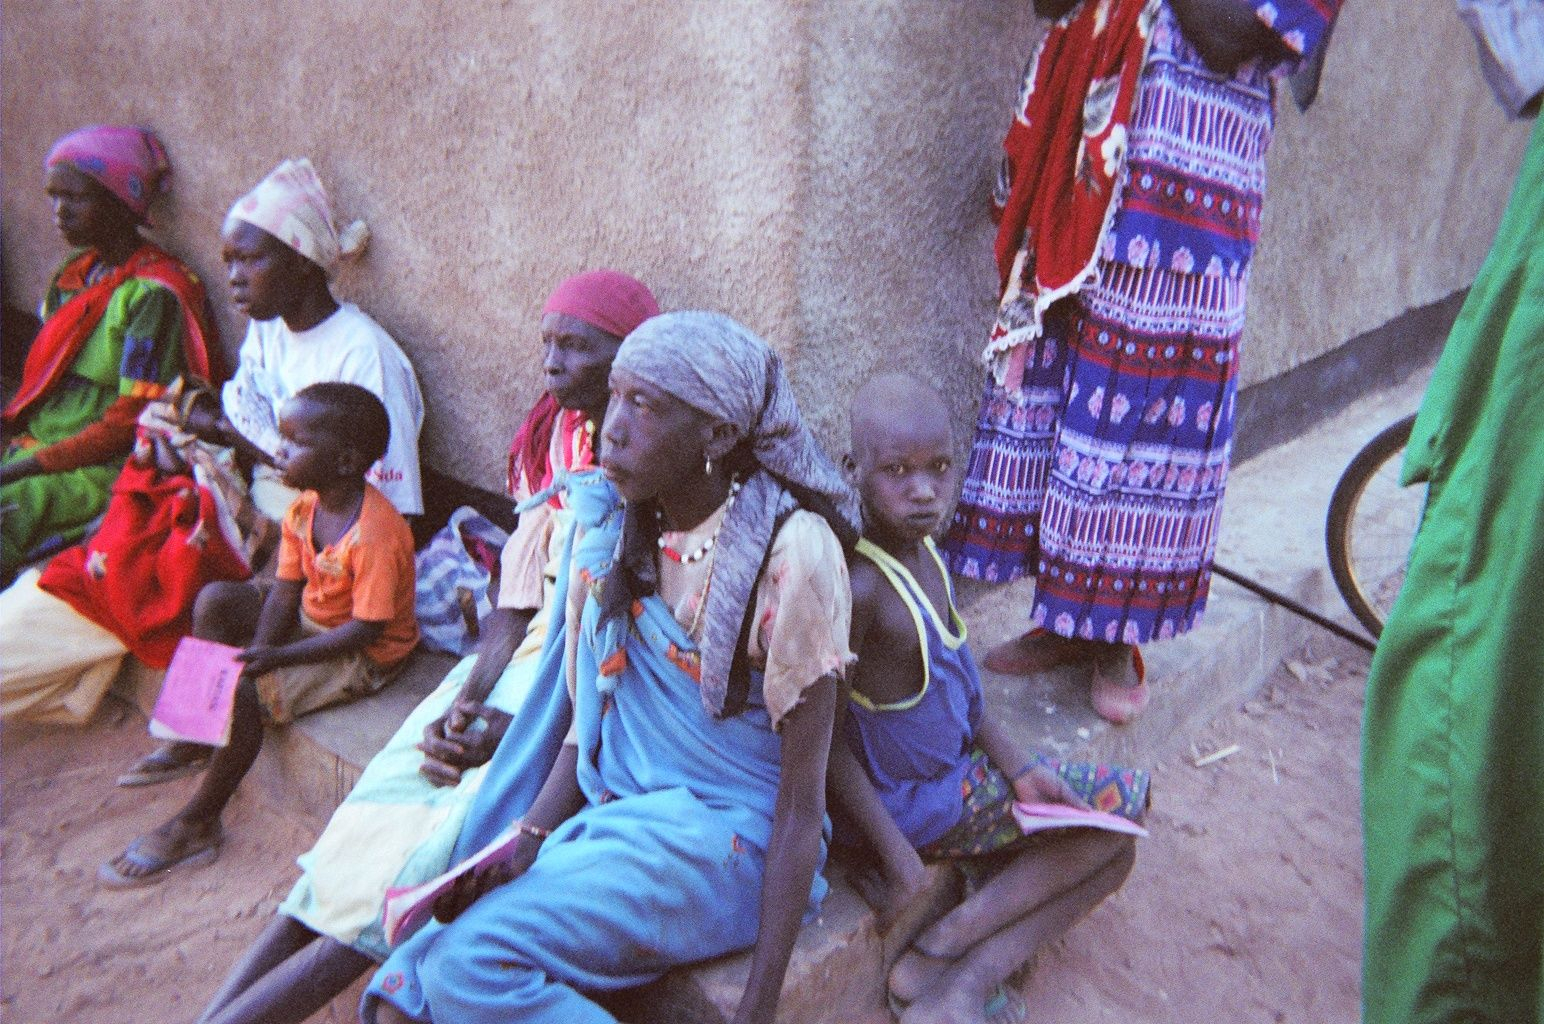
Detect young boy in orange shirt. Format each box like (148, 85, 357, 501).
(101, 381, 418, 886)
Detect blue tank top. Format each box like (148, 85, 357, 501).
(842, 537, 984, 848)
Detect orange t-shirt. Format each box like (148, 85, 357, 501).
(276, 484, 419, 667)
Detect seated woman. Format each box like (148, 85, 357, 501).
(363, 311, 859, 1024)
(192, 270, 659, 1024)
(1, 158, 424, 735)
(187, 157, 424, 521)
(1, 124, 217, 578)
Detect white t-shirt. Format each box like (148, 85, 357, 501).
(221, 302, 425, 515)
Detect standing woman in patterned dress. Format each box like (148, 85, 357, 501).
(941, 0, 1339, 722)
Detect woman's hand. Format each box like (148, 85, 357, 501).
(1169, 0, 1284, 75)
(182, 403, 228, 443)
(431, 838, 540, 923)
(732, 676, 837, 1024)
(417, 699, 513, 787)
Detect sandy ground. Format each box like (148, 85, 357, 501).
(0, 702, 327, 1024)
(1, 638, 1367, 1024)
(1015, 638, 1367, 1024)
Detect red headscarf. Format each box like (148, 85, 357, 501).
(508, 270, 659, 495)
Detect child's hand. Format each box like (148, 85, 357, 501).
(237, 644, 289, 678)
(1012, 763, 1091, 810)
(851, 846, 930, 931)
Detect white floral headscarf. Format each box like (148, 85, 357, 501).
(224, 158, 368, 276)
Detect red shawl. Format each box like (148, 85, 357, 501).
(986, 0, 1157, 368)
(4, 243, 220, 425)
(507, 392, 562, 497)
(39, 459, 252, 668)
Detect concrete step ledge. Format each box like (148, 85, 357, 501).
(111, 649, 458, 822)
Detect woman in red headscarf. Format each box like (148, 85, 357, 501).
(1, 125, 217, 577)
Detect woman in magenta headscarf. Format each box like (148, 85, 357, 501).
(2, 125, 217, 577)
(191, 270, 657, 1024)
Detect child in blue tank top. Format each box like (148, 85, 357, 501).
(830, 373, 1147, 1024)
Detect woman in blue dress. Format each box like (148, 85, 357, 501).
(365, 311, 860, 1024)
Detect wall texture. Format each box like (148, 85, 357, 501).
(2, 0, 1530, 492)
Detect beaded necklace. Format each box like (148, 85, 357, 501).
(655, 478, 741, 564)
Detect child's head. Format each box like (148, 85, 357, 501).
(848, 373, 955, 546)
(275, 382, 389, 492)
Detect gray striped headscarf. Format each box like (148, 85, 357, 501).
(606, 311, 859, 718)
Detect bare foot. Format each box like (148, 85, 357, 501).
(889, 947, 954, 1006)
(116, 740, 213, 787)
(1089, 645, 1149, 725)
(982, 630, 1102, 676)
(898, 970, 1001, 1024)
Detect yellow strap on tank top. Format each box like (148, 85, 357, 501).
(849, 537, 967, 712)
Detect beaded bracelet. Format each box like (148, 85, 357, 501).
(515, 820, 552, 841)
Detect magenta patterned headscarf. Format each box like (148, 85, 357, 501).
(46, 125, 171, 223)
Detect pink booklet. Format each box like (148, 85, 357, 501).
(1012, 802, 1150, 838)
(148, 637, 245, 747)
(382, 823, 524, 946)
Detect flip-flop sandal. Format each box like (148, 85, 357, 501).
(983, 984, 1028, 1024)
(97, 829, 223, 889)
(116, 743, 212, 788)
(1090, 645, 1149, 725)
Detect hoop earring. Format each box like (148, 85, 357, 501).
(704, 456, 713, 476)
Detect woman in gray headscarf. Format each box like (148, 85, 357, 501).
(364, 312, 858, 1024)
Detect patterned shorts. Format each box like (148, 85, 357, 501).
(920, 749, 1150, 882)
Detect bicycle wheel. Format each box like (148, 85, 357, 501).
(1326, 413, 1423, 639)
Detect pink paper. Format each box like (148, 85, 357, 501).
(1011, 801, 1150, 838)
(382, 822, 523, 946)
(148, 637, 245, 747)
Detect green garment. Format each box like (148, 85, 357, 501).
(1362, 116, 1544, 1024)
(1, 269, 185, 573)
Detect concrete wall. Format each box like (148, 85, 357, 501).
(2, 0, 1529, 492)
